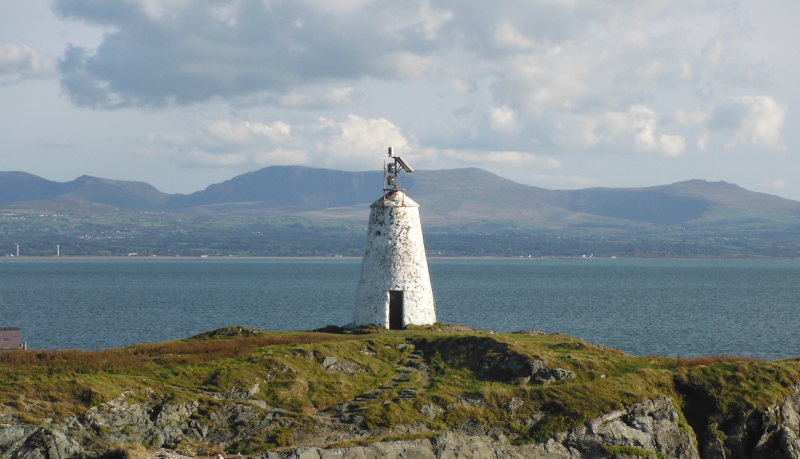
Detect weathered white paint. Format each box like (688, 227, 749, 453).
(353, 190, 436, 328)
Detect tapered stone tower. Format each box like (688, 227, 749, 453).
(353, 148, 436, 329)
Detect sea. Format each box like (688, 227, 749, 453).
(1, 257, 799, 360)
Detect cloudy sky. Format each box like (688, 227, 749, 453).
(1, 0, 798, 199)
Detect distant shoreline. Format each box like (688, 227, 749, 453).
(0, 255, 795, 260)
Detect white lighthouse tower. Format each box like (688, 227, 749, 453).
(353, 148, 436, 329)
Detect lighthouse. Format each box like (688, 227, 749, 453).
(353, 148, 436, 329)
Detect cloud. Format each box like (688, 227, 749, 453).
(490, 106, 519, 132)
(203, 120, 292, 144)
(433, 149, 561, 168)
(761, 179, 786, 190)
(675, 95, 788, 152)
(555, 105, 686, 157)
(277, 86, 366, 109)
(52, 0, 737, 110)
(53, 0, 450, 107)
(0, 43, 57, 83)
(726, 95, 787, 150)
(139, 112, 566, 179)
(316, 115, 415, 168)
(50, 0, 782, 174)
(492, 49, 589, 118)
(140, 114, 414, 171)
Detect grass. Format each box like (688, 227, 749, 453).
(0, 327, 363, 419)
(674, 359, 800, 414)
(3, 325, 800, 453)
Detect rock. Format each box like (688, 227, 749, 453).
(433, 431, 524, 458)
(507, 397, 524, 416)
(321, 356, 339, 368)
(519, 396, 699, 459)
(420, 404, 444, 420)
(13, 427, 81, 459)
(218, 382, 261, 400)
(511, 330, 545, 336)
(254, 432, 521, 459)
(321, 356, 364, 374)
(0, 424, 35, 452)
(534, 367, 577, 385)
(701, 383, 800, 459)
(0, 382, 701, 459)
(491, 354, 575, 385)
(260, 397, 697, 459)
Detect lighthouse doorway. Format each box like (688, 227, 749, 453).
(389, 291, 404, 330)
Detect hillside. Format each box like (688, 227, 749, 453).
(2, 326, 800, 458)
(3, 167, 800, 257)
(3, 167, 800, 228)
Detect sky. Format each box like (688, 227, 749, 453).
(1, 0, 799, 200)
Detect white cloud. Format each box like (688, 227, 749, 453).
(494, 22, 535, 50)
(278, 87, 365, 109)
(490, 106, 519, 132)
(727, 95, 787, 150)
(128, 0, 192, 21)
(375, 52, 433, 80)
(140, 120, 303, 168)
(703, 36, 727, 70)
(435, 149, 561, 168)
(203, 120, 292, 144)
(765, 179, 786, 189)
(52, 0, 450, 107)
(293, 0, 375, 14)
(0, 43, 57, 82)
(140, 114, 413, 171)
(696, 129, 711, 151)
(676, 108, 711, 127)
(625, 105, 686, 157)
(493, 48, 588, 117)
(46, 0, 787, 178)
(556, 105, 686, 157)
(676, 95, 788, 153)
(317, 115, 414, 168)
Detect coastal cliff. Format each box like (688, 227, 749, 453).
(2, 326, 800, 458)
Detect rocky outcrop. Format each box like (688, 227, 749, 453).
(256, 432, 525, 459)
(320, 356, 364, 375)
(520, 396, 699, 458)
(6, 330, 800, 459)
(0, 389, 289, 458)
(693, 384, 800, 459)
(6, 427, 81, 459)
(9, 382, 800, 458)
(418, 335, 577, 385)
(255, 397, 697, 459)
(0, 391, 695, 459)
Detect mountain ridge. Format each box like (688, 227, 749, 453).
(3, 166, 799, 230)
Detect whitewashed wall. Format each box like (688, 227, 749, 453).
(353, 191, 436, 328)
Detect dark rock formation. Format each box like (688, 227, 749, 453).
(256, 397, 696, 459)
(693, 384, 800, 459)
(0, 393, 696, 458)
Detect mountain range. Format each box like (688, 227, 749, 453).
(2, 166, 800, 232)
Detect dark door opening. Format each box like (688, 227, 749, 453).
(389, 290, 404, 330)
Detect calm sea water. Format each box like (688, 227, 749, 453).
(1, 258, 799, 359)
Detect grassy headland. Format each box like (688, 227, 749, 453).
(3, 325, 800, 455)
